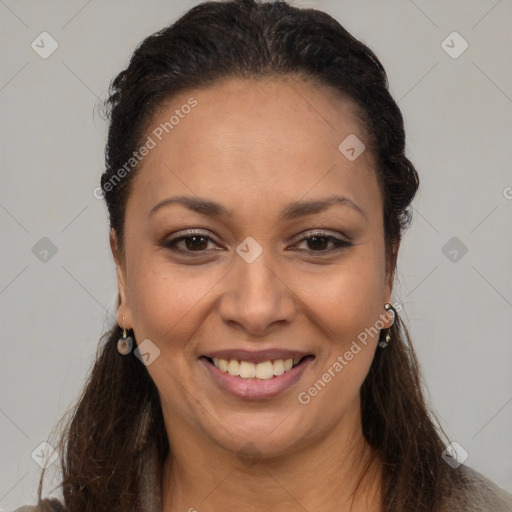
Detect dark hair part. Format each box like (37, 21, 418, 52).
(37, 1, 463, 511)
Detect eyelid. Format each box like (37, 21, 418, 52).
(162, 228, 349, 244)
(294, 228, 349, 240)
(289, 229, 352, 252)
(161, 228, 352, 258)
(159, 229, 222, 256)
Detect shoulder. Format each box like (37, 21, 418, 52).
(12, 465, 512, 512)
(440, 464, 512, 512)
(11, 498, 66, 512)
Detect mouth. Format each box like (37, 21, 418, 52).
(200, 354, 314, 379)
(198, 350, 315, 400)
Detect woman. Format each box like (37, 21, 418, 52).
(14, 0, 512, 511)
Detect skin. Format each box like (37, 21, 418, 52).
(110, 76, 397, 512)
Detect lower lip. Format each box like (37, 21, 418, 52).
(199, 356, 314, 400)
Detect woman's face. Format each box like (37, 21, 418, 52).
(112, 77, 395, 459)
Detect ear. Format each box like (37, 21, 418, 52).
(382, 240, 399, 324)
(109, 228, 133, 330)
(385, 246, 396, 298)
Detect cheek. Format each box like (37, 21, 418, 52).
(314, 253, 384, 404)
(127, 253, 223, 347)
(294, 249, 385, 335)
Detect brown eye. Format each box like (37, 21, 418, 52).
(182, 235, 209, 251)
(305, 235, 330, 251)
(161, 230, 219, 256)
(292, 231, 352, 254)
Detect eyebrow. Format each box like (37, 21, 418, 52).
(148, 194, 367, 221)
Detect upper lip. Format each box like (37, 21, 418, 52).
(201, 349, 313, 364)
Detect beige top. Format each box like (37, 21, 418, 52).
(12, 442, 512, 512)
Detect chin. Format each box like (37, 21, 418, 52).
(201, 408, 316, 461)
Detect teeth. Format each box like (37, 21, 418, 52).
(219, 358, 229, 372)
(239, 361, 256, 378)
(227, 359, 240, 376)
(211, 357, 299, 379)
(273, 359, 284, 376)
(255, 361, 273, 380)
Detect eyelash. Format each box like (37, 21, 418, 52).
(161, 229, 352, 257)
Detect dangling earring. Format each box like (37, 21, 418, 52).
(117, 315, 133, 355)
(378, 303, 397, 348)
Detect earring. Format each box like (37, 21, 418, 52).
(117, 315, 133, 355)
(378, 303, 397, 348)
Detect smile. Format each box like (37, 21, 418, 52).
(207, 356, 306, 379)
(199, 351, 315, 400)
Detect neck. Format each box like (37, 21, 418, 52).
(161, 403, 383, 512)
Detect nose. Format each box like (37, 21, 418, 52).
(217, 249, 296, 337)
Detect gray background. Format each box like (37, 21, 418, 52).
(1, 0, 511, 509)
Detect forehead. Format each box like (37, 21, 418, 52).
(127, 77, 381, 221)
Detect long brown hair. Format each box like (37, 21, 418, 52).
(36, 1, 463, 510)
